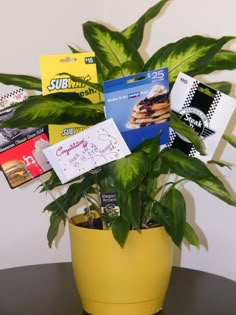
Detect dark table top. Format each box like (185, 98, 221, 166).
(0, 262, 235, 315)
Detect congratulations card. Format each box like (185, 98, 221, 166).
(43, 118, 131, 184)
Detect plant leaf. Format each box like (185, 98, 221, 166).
(160, 148, 236, 206)
(122, 0, 169, 49)
(39, 170, 62, 192)
(160, 187, 186, 247)
(170, 112, 206, 155)
(0, 73, 42, 91)
(118, 188, 141, 230)
(152, 187, 186, 247)
(184, 222, 200, 248)
(67, 45, 80, 53)
(105, 61, 140, 80)
(112, 216, 130, 247)
(57, 72, 104, 93)
(106, 152, 149, 192)
(47, 211, 67, 248)
(0, 93, 105, 128)
(134, 133, 160, 162)
(143, 36, 235, 86)
(83, 21, 144, 74)
(44, 174, 95, 214)
(197, 50, 236, 75)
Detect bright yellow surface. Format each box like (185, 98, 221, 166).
(40, 52, 99, 144)
(69, 214, 173, 315)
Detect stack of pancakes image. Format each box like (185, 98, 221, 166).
(127, 85, 170, 128)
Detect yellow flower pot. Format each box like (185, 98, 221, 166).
(69, 214, 173, 315)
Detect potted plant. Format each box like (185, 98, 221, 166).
(0, 0, 236, 314)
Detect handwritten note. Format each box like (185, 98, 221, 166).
(43, 118, 131, 183)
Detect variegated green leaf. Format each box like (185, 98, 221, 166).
(122, 0, 169, 49)
(135, 133, 160, 162)
(83, 21, 144, 74)
(0, 93, 104, 128)
(170, 112, 206, 155)
(0, 73, 42, 91)
(106, 61, 139, 80)
(96, 57, 109, 83)
(106, 152, 149, 192)
(143, 36, 235, 85)
(160, 148, 236, 206)
(197, 50, 236, 75)
(58, 72, 104, 93)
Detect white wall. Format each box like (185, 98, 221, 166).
(1, 0, 236, 281)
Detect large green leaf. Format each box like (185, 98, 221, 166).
(122, 0, 169, 49)
(160, 187, 186, 246)
(152, 187, 186, 247)
(159, 148, 236, 206)
(112, 216, 130, 247)
(105, 61, 140, 80)
(197, 50, 236, 75)
(106, 152, 149, 192)
(0, 73, 42, 91)
(0, 93, 105, 128)
(143, 36, 235, 85)
(83, 21, 144, 74)
(135, 133, 160, 162)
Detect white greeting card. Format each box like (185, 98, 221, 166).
(166, 73, 236, 162)
(43, 118, 131, 183)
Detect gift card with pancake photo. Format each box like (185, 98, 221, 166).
(104, 68, 170, 150)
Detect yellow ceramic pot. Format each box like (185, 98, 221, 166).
(69, 214, 173, 315)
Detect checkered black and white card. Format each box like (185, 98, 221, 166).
(166, 72, 236, 162)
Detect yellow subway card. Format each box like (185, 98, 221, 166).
(40, 52, 99, 144)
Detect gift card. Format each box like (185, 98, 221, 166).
(0, 88, 51, 188)
(40, 52, 100, 144)
(43, 118, 131, 184)
(104, 68, 170, 150)
(0, 132, 51, 188)
(166, 72, 236, 161)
